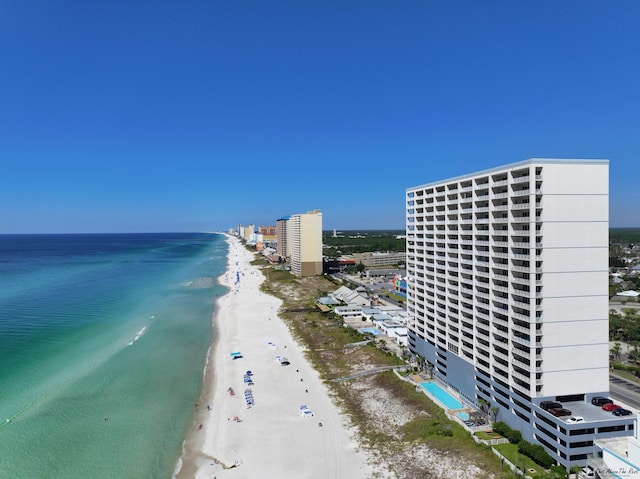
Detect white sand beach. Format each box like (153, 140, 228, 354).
(175, 235, 373, 479)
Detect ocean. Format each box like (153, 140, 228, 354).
(0, 233, 228, 479)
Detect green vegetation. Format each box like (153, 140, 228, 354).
(610, 228, 640, 245)
(606, 228, 640, 272)
(610, 309, 640, 342)
(517, 441, 555, 469)
(492, 422, 555, 471)
(475, 430, 504, 441)
(494, 443, 565, 479)
(493, 421, 522, 444)
(323, 229, 405, 257)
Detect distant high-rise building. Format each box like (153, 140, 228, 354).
(276, 216, 291, 260)
(406, 159, 631, 469)
(244, 224, 255, 242)
(259, 225, 277, 240)
(289, 210, 323, 277)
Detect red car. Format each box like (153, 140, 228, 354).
(550, 408, 572, 417)
(602, 403, 620, 411)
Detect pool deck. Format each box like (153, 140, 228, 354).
(420, 381, 465, 410)
(410, 375, 491, 432)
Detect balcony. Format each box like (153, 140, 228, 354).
(461, 342, 474, 357)
(492, 348, 510, 362)
(492, 316, 509, 328)
(511, 380, 532, 396)
(512, 347, 530, 359)
(511, 368, 531, 383)
(475, 290, 491, 300)
(511, 322, 531, 335)
(511, 335, 532, 348)
(510, 275, 530, 286)
(511, 188, 531, 197)
(512, 175, 531, 184)
(492, 268, 509, 278)
(511, 310, 533, 322)
(511, 265, 532, 273)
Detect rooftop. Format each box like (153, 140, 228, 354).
(595, 436, 630, 458)
(537, 400, 636, 424)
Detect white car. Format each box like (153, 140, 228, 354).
(566, 416, 584, 424)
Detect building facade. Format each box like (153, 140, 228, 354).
(289, 210, 323, 277)
(352, 251, 407, 268)
(276, 216, 290, 260)
(259, 225, 277, 240)
(406, 159, 633, 468)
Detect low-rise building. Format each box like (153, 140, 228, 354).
(334, 305, 364, 319)
(353, 251, 406, 268)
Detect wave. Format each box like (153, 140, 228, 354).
(128, 326, 147, 346)
(185, 277, 214, 289)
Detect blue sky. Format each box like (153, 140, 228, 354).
(1, 1, 638, 233)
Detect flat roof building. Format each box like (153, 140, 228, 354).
(276, 216, 291, 260)
(406, 159, 633, 469)
(289, 210, 323, 277)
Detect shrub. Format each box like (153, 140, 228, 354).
(491, 421, 522, 444)
(517, 440, 555, 468)
(507, 429, 522, 444)
(492, 421, 509, 436)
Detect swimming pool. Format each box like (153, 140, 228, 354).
(456, 411, 470, 421)
(360, 328, 381, 336)
(420, 382, 464, 410)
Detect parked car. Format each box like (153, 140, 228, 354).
(591, 396, 613, 406)
(613, 408, 632, 416)
(566, 416, 584, 424)
(540, 401, 562, 411)
(602, 403, 620, 411)
(580, 466, 595, 478)
(550, 408, 572, 417)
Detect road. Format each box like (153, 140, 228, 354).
(610, 374, 640, 409)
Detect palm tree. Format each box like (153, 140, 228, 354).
(611, 342, 622, 360)
(490, 406, 500, 422)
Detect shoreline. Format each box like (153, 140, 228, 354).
(174, 235, 232, 479)
(175, 234, 372, 478)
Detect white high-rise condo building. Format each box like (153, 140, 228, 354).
(406, 159, 634, 469)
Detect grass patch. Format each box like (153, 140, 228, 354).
(476, 430, 504, 441)
(494, 443, 552, 479)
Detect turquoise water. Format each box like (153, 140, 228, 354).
(0, 233, 227, 478)
(456, 411, 470, 421)
(420, 382, 464, 410)
(360, 327, 381, 336)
